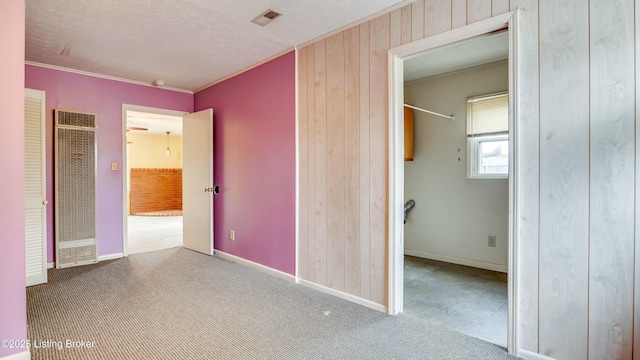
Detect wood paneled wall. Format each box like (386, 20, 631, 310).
(298, 0, 512, 308)
(299, 0, 638, 359)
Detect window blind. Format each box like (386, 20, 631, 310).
(466, 92, 508, 136)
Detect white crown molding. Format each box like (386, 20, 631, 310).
(25, 61, 194, 95)
(193, 47, 295, 93)
(194, 1, 418, 93)
(297, 0, 418, 49)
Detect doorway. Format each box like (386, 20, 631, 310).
(122, 105, 187, 256)
(387, 11, 520, 352)
(402, 33, 509, 347)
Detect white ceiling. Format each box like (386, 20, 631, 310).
(26, 0, 408, 92)
(127, 111, 183, 135)
(404, 30, 509, 82)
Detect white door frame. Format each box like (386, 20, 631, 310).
(387, 10, 520, 353)
(121, 104, 189, 257)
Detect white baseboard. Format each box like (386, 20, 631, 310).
(48, 253, 122, 268)
(298, 279, 387, 313)
(0, 350, 30, 360)
(517, 350, 556, 360)
(98, 253, 124, 262)
(213, 251, 385, 313)
(404, 249, 508, 273)
(214, 251, 296, 283)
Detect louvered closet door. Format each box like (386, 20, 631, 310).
(24, 88, 47, 286)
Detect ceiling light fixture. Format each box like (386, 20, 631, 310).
(165, 131, 171, 156)
(251, 8, 282, 26)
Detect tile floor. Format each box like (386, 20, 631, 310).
(403, 255, 507, 348)
(127, 215, 183, 254)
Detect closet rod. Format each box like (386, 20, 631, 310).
(404, 104, 454, 120)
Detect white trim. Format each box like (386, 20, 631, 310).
(215, 251, 296, 283)
(387, 51, 405, 315)
(25, 61, 193, 94)
(294, 46, 300, 281)
(98, 253, 124, 262)
(297, 0, 418, 48)
(506, 10, 520, 354)
(404, 250, 508, 273)
(0, 351, 30, 360)
(517, 350, 557, 360)
(47, 262, 54, 269)
(387, 10, 519, 354)
(298, 279, 387, 313)
(467, 133, 509, 179)
(390, 11, 514, 59)
(194, 49, 294, 93)
(121, 105, 190, 258)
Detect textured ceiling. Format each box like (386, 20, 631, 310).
(127, 111, 183, 135)
(26, 0, 408, 92)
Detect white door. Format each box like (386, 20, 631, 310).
(24, 88, 47, 286)
(182, 109, 214, 255)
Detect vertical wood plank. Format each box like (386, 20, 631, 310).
(636, 2, 640, 358)
(451, 0, 467, 28)
(369, 14, 390, 305)
(306, 45, 317, 282)
(314, 39, 328, 286)
(538, 0, 590, 358)
(510, 0, 539, 352)
(297, 46, 309, 280)
(326, 33, 346, 292)
(425, 0, 452, 37)
(401, 5, 412, 45)
(633, 2, 640, 360)
(467, 0, 492, 24)
(492, 0, 510, 16)
(411, 0, 425, 42)
(390, 8, 402, 48)
(344, 27, 361, 296)
(359, 22, 371, 299)
(589, 0, 634, 358)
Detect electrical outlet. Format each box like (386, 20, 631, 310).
(488, 235, 496, 247)
(229, 230, 235, 241)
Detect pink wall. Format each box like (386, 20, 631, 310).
(195, 52, 296, 274)
(0, 1, 27, 357)
(25, 65, 193, 262)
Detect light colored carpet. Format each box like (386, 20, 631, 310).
(27, 248, 520, 359)
(127, 215, 182, 254)
(404, 256, 508, 347)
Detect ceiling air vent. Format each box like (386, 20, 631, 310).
(251, 9, 282, 26)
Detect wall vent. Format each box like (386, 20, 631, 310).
(55, 109, 98, 268)
(251, 9, 282, 26)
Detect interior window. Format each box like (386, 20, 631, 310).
(466, 92, 509, 179)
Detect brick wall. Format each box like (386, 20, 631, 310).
(130, 168, 182, 214)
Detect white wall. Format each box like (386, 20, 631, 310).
(404, 61, 508, 271)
